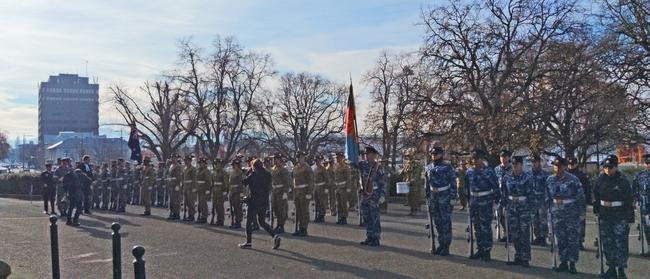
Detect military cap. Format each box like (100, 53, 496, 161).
(512, 156, 525, 165)
(644, 154, 650, 164)
(552, 157, 567, 166)
(117, 158, 124, 162)
(198, 157, 208, 164)
(183, 155, 193, 161)
(61, 157, 71, 162)
(213, 158, 223, 163)
(296, 151, 308, 157)
(499, 149, 511, 157)
(111, 160, 117, 165)
(429, 146, 444, 155)
(56, 157, 62, 162)
(315, 154, 324, 160)
(365, 146, 379, 155)
(335, 152, 345, 157)
(45, 163, 53, 167)
(471, 149, 485, 160)
(143, 156, 151, 162)
(602, 155, 618, 168)
(529, 154, 542, 162)
(231, 159, 241, 166)
(567, 157, 578, 165)
(102, 162, 109, 167)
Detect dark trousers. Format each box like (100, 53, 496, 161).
(82, 186, 91, 212)
(43, 186, 56, 213)
(67, 194, 82, 223)
(246, 205, 274, 243)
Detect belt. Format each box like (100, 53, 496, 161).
(315, 182, 326, 186)
(183, 180, 193, 183)
(272, 184, 285, 189)
(197, 181, 206, 184)
(508, 196, 527, 202)
(600, 200, 623, 207)
(295, 184, 308, 189)
(156, 178, 162, 181)
(215, 182, 223, 185)
(553, 198, 575, 205)
(429, 186, 450, 193)
(471, 190, 493, 197)
(113, 178, 124, 181)
(336, 181, 346, 186)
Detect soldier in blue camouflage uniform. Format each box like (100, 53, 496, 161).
(465, 150, 500, 261)
(567, 157, 591, 250)
(594, 155, 634, 279)
(494, 149, 512, 242)
(633, 154, 650, 257)
(503, 156, 535, 267)
(530, 154, 550, 246)
(359, 146, 386, 247)
(547, 157, 584, 274)
(424, 146, 457, 256)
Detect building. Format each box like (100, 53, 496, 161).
(38, 74, 99, 146)
(45, 133, 128, 164)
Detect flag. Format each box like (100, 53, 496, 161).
(345, 81, 360, 166)
(128, 124, 142, 164)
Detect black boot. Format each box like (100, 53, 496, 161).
(438, 246, 450, 256)
(520, 261, 530, 268)
(469, 249, 483, 260)
(299, 228, 308, 237)
(603, 266, 616, 278)
(481, 250, 491, 261)
(507, 259, 520, 265)
(360, 239, 371, 245)
(433, 246, 443, 255)
(617, 267, 627, 279)
(555, 261, 568, 272)
(569, 261, 577, 274)
(341, 217, 347, 225)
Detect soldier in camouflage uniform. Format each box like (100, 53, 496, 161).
(91, 165, 101, 209)
(633, 154, 650, 257)
(359, 146, 386, 247)
(292, 151, 314, 236)
(503, 156, 535, 267)
(229, 159, 244, 229)
(325, 158, 337, 216)
(126, 162, 137, 205)
(424, 147, 457, 255)
(271, 154, 291, 234)
(109, 160, 119, 211)
(54, 158, 69, 216)
(313, 155, 329, 223)
(211, 159, 228, 226)
(547, 157, 584, 274)
(466, 150, 500, 261)
(183, 155, 197, 222)
(99, 163, 111, 210)
(195, 158, 212, 224)
(567, 157, 591, 249)
(594, 155, 634, 279)
(494, 149, 513, 242)
(334, 153, 351, 225)
(456, 161, 468, 211)
(402, 153, 424, 216)
(155, 161, 166, 207)
(167, 155, 183, 220)
(140, 156, 156, 216)
(348, 166, 359, 212)
(530, 154, 550, 246)
(116, 159, 128, 213)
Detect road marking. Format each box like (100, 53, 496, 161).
(65, 252, 97, 260)
(0, 216, 52, 220)
(79, 258, 112, 264)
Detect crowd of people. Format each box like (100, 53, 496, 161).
(39, 146, 650, 278)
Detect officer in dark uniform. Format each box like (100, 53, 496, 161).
(40, 163, 56, 215)
(567, 157, 591, 249)
(594, 155, 634, 279)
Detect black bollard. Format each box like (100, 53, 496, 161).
(49, 215, 60, 279)
(132, 246, 146, 279)
(111, 222, 121, 279)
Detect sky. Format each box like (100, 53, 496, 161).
(0, 0, 432, 144)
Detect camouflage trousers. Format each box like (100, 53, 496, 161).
(408, 183, 422, 212)
(507, 207, 532, 261)
(551, 205, 581, 262)
(361, 197, 381, 241)
(428, 193, 453, 247)
(313, 188, 328, 218)
(272, 191, 288, 226)
(470, 198, 494, 251)
(601, 218, 630, 268)
(229, 188, 243, 223)
(532, 203, 548, 240)
(643, 214, 650, 245)
(347, 188, 358, 211)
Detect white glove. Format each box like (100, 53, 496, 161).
(205, 190, 210, 195)
(192, 188, 197, 193)
(346, 189, 351, 193)
(174, 186, 180, 191)
(306, 194, 312, 200)
(324, 189, 329, 194)
(123, 186, 127, 189)
(282, 193, 288, 200)
(223, 192, 228, 196)
(645, 215, 650, 225)
(148, 187, 153, 190)
(379, 196, 385, 204)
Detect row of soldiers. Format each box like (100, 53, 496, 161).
(398, 147, 644, 278)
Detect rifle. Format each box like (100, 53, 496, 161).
(229, 194, 235, 226)
(467, 179, 474, 258)
(549, 198, 557, 270)
(424, 174, 436, 254)
(595, 213, 604, 276)
(210, 191, 216, 225)
(269, 192, 274, 229)
(504, 203, 510, 263)
(640, 183, 647, 255)
(495, 209, 501, 240)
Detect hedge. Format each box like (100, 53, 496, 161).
(0, 173, 42, 195)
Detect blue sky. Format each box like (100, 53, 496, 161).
(0, 0, 432, 141)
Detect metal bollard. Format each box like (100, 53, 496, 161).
(111, 222, 121, 279)
(49, 215, 60, 279)
(132, 246, 146, 279)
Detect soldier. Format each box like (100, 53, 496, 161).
(40, 163, 56, 215)
(359, 146, 386, 246)
(63, 167, 86, 226)
(109, 160, 120, 211)
(402, 153, 424, 216)
(229, 159, 244, 228)
(99, 163, 111, 210)
(167, 155, 183, 220)
(594, 155, 634, 278)
(633, 154, 650, 256)
(140, 156, 156, 216)
(325, 157, 337, 217)
(54, 158, 69, 216)
(80, 155, 94, 214)
(503, 156, 535, 267)
(530, 154, 550, 246)
(333, 153, 351, 225)
(567, 157, 591, 249)
(424, 146, 457, 255)
(271, 153, 291, 234)
(211, 159, 227, 226)
(91, 165, 101, 209)
(292, 151, 314, 236)
(494, 149, 513, 242)
(116, 159, 129, 213)
(156, 161, 166, 207)
(182, 155, 197, 222)
(466, 150, 500, 261)
(456, 160, 468, 211)
(194, 157, 212, 224)
(313, 155, 329, 223)
(348, 166, 360, 212)
(547, 157, 584, 274)
(130, 162, 140, 205)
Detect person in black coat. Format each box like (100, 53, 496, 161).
(64, 168, 92, 226)
(239, 159, 281, 249)
(80, 155, 94, 214)
(40, 163, 56, 215)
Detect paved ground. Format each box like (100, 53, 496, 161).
(1, 197, 648, 278)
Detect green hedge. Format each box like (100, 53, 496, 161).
(0, 173, 42, 195)
(618, 163, 645, 180)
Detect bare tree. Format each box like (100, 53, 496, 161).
(111, 81, 197, 162)
(256, 72, 345, 162)
(0, 132, 11, 160)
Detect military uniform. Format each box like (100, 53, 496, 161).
(155, 163, 166, 207)
(633, 166, 650, 256)
(333, 158, 351, 224)
(403, 158, 424, 215)
(167, 159, 183, 219)
(495, 159, 513, 241)
(53, 162, 69, 216)
(530, 164, 550, 245)
(424, 147, 457, 255)
(195, 160, 212, 223)
(140, 159, 156, 215)
(457, 165, 468, 210)
(465, 155, 500, 260)
(271, 162, 291, 233)
(211, 163, 228, 226)
(359, 147, 386, 246)
(40, 166, 56, 214)
(99, 167, 111, 210)
(229, 164, 244, 228)
(348, 167, 360, 212)
(325, 160, 337, 216)
(183, 159, 198, 221)
(292, 158, 314, 236)
(313, 159, 329, 223)
(116, 162, 128, 212)
(594, 155, 634, 278)
(127, 164, 137, 205)
(567, 159, 591, 247)
(546, 158, 584, 273)
(503, 157, 535, 266)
